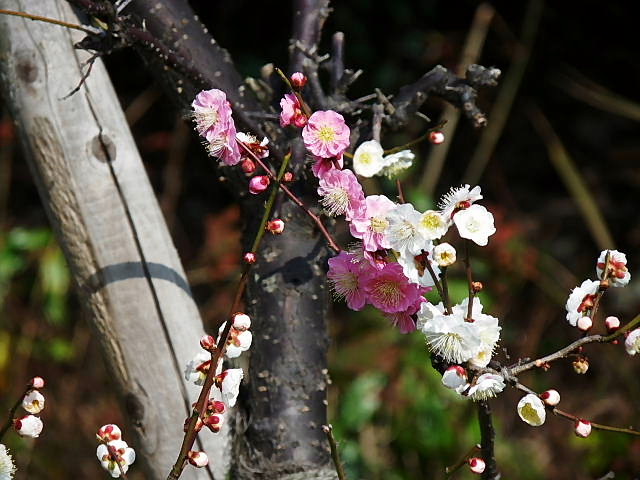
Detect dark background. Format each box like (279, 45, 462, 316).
(1, 1, 639, 478)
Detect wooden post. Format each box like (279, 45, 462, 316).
(0, 1, 228, 478)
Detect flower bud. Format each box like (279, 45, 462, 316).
(187, 450, 209, 468)
(200, 335, 216, 351)
(577, 316, 593, 332)
(575, 419, 592, 438)
(517, 394, 546, 426)
(429, 130, 445, 145)
(30, 377, 45, 389)
(282, 172, 295, 183)
(468, 457, 486, 474)
(203, 414, 224, 433)
(572, 357, 589, 374)
(232, 312, 251, 331)
(442, 365, 468, 393)
(97, 424, 121, 442)
(22, 390, 45, 414)
(266, 219, 285, 234)
(249, 175, 270, 194)
(184, 416, 204, 433)
(433, 242, 456, 267)
(241, 158, 256, 174)
(290, 72, 308, 88)
(540, 389, 560, 406)
(15, 415, 43, 438)
(471, 281, 483, 293)
(605, 316, 620, 331)
(293, 113, 308, 128)
(243, 252, 257, 264)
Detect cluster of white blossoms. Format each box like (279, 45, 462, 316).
(181, 312, 253, 469)
(14, 377, 45, 439)
(96, 424, 136, 478)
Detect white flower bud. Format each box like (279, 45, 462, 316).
(605, 316, 620, 331)
(575, 419, 592, 438)
(14, 415, 43, 438)
(97, 424, 122, 443)
(29, 377, 45, 389)
(22, 390, 45, 414)
(468, 457, 485, 474)
(540, 389, 560, 406)
(517, 394, 546, 426)
(441, 365, 468, 393)
(577, 316, 593, 332)
(188, 450, 209, 468)
(433, 243, 457, 267)
(232, 312, 251, 331)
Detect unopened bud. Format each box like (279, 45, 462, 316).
(232, 312, 251, 331)
(540, 389, 560, 406)
(266, 219, 285, 234)
(15, 415, 43, 438)
(200, 335, 216, 351)
(243, 252, 257, 264)
(574, 419, 592, 438)
(187, 450, 209, 468)
(468, 457, 486, 474)
(293, 113, 308, 128)
(429, 130, 445, 145)
(290, 72, 308, 88)
(282, 171, 294, 183)
(577, 316, 593, 332)
(203, 414, 224, 433)
(30, 377, 45, 389)
(471, 281, 483, 293)
(249, 175, 270, 194)
(97, 424, 121, 442)
(442, 365, 468, 393)
(572, 357, 589, 374)
(241, 158, 256, 174)
(605, 316, 620, 331)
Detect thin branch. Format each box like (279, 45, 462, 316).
(445, 443, 481, 478)
(322, 424, 348, 480)
(0, 8, 98, 35)
(477, 401, 500, 480)
(0, 385, 30, 441)
(330, 31, 345, 92)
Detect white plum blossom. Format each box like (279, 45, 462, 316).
(453, 204, 496, 246)
(433, 243, 457, 267)
(438, 184, 483, 221)
(419, 302, 481, 363)
(379, 149, 415, 178)
(441, 366, 469, 394)
(597, 249, 630, 287)
(184, 351, 212, 386)
(0, 444, 16, 480)
(386, 203, 429, 256)
(96, 440, 136, 478)
(418, 210, 448, 241)
(517, 394, 546, 426)
(565, 279, 599, 327)
(353, 140, 385, 177)
(218, 321, 252, 359)
(396, 249, 439, 288)
(467, 373, 505, 401)
(14, 415, 43, 438)
(217, 368, 244, 407)
(625, 329, 640, 356)
(21, 390, 45, 414)
(462, 298, 501, 368)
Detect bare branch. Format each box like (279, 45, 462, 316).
(477, 402, 500, 480)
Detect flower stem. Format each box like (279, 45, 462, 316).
(0, 384, 31, 441)
(322, 424, 348, 480)
(0, 8, 98, 35)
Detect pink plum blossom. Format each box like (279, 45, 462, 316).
(385, 297, 425, 333)
(349, 195, 396, 252)
(302, 110, 351, 158)
(192, 89, 241, 166)
(327, 251, 373, 310)
(280, 93, 307, 127)
(362, 262, 426, 313)
(311, 155, 344, 178)
(317, 169, 365, 220)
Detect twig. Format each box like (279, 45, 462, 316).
(477, 401, 500, 480)
(322, 424, 347, 480)
(445, 443, 481, 478)
(425, 259, 452, 314)
(0, 8, 98, 35)
(463, 0, 543, 184)
(464, 241, 475, 321)
(0, 385, 30, 441)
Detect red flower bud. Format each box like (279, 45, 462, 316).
(249, 175, 270, 194)
(266, 219, 285, 234)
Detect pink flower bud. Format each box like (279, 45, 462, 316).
(200, 335, 216, 351)
(249, 175, 270, 194)
(203, 414, 224, 433)
(266, 219, 285, 234)
(97, 424, 121, 442)
(577, 316, 593, 332)
(290, 72, 308, 88)
(211, 401, 226, 414)
(540, 389, 560, 406)
(187, 450, 209, 468)
(605, 316, 620, 331)
(282, 172, 294, 183)
(468, 457, 486, 474)
(429, 130, 445, 144)
(15, 415, 43, 438)
(243, 252, 257, 264)
(241, 158, 256, 174)
(293, 113, 308, 128)
(30, 377, 45, 389)
(575, 419, 592, 438)
(232, 312, 251, 331)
